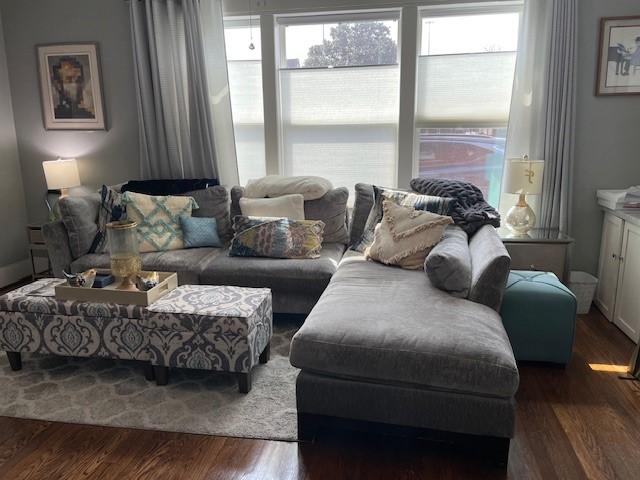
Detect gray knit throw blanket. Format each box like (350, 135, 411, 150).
(410, 178, 500, 235)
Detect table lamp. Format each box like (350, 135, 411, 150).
(503, 156, 544, 235)
(42, 158, 81, 220)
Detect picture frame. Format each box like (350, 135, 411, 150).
(596, 16, 640, 96)
(36, 43, 107, 130)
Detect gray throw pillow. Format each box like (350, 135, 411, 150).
(181, 186, 231, 242)
(303, 187, 349, 244)
(468, 225, 511, 311)
(424, 225, 471, 298)
(349, 183, 375, 247)
(58, 195, 100, 259)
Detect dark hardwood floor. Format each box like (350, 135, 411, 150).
(0, 294, 638, 478)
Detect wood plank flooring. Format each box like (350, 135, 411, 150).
(0, 307, 638, 479)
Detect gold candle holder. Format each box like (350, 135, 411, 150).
(106, 220, 141, 290)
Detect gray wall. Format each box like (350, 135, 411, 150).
(0, 8, 29, 271)
(0, 0, 139, 224)
(572, 0, 640, 274)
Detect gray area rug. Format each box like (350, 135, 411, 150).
(0, 320, 301, 441)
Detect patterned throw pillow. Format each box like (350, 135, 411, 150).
(351, 186, 455, 252)
(230, 216, 324, 259)
(90, 185, 126, 253)
(122, 191, 198, 252)
(365, 200, 453, 270)
(179, 216, 223, 248)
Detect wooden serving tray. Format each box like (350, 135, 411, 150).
(54, 271, 178, 306)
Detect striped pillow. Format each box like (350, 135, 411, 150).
(351, 185, 455, 252)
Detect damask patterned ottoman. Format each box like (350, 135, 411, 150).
(144, 285, 272, 393)
(0, 278, 151, 375)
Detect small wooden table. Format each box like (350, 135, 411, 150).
(498, 228, 574, 283)
(26, 224, 51, 279)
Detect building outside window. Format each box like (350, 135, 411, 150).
(415, 11, 520, 206)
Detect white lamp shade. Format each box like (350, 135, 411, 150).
(503, 158, 544, 195)
(43, 158, 81, 190)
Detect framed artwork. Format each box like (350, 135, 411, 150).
(36, 43, 106, 130)
(597, 16, 640, 96)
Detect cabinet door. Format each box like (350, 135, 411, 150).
(595, 213, 623, 320)
(613, 222, 640, 343)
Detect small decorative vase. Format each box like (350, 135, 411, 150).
(505, 193, 536, 235)
(106, 220, 141, 290)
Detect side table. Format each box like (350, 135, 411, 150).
(497, 227, 574, 283)
(27, 224, 52, 280)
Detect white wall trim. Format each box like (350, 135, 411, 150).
(0, 259, 31, 289)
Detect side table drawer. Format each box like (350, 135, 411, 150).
(505, 243, 567, 281)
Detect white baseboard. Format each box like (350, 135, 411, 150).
(0, 259, 31, 288)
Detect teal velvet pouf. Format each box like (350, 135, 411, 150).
(500, 271, 577, 365)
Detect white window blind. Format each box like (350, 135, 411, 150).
(278, 15, 400, 196)
(280, 65, 399, 192)
(414, 10, 520, 207)
(415, 52, 516, 128)
(224, 22, 266, 185)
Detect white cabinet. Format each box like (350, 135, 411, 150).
(596, 211, 640, 343)
(595, 213, 623, 320)
(612, 222, 640, 342)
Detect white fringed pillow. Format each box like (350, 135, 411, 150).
(244, 175, 333, 201)
(365, 199, 453, 270)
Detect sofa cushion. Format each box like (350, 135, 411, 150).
(71, 248, 222, 285)
(290, 252, 519, 398)
(303, 187, 349, 244)
(181, 186, 231, 242)
(232, 186, 349, 244)
(468, 225, 511, 311)
(425, 225, 472, 298)
(349, 183, 375, 247)
(239, 194, 305, 220)
(201, 242, 345, 295)
(58, 195, 100, 260)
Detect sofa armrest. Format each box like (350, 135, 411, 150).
(469, 225, 511, 311)
(42, 221, 73, 278)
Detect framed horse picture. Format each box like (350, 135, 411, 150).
(597, 16, 640, 96)
(36, 43, 107, 130)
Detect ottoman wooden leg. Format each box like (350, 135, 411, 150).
(237, 371, 252, 393)
(259, 343, 270, 364)
(6, 352, 22, 371)
(153, 366, 169, 386)
(144, 363, 156, 381)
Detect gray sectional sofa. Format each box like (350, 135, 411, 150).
(43, 184, 348, 314)
(42, 181, 517, 465)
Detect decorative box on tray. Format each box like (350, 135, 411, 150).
(55, 270, 178, 306)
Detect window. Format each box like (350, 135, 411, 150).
(415, 11, 520, 207)
(224, 18, 266, 185)
(277, 13, 401, 197)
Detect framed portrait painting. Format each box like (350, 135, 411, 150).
(37, 43, 106, 130)
(597, 16, 640, 96)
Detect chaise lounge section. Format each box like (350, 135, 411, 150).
(289, 186, 517, 464)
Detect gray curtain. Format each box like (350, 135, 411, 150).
(539, 0, 577, 232)
(130, 0, 219, 180)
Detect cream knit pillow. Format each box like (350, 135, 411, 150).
(365, 199, 453, 270)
